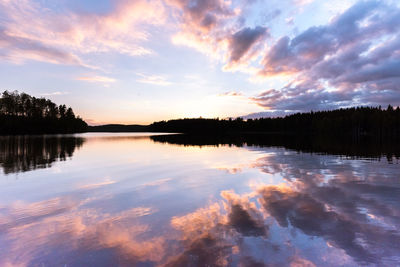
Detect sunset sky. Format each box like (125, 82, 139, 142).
(1, 0, 399, 125)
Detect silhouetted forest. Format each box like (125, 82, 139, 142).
(0, 135, 85, 174)
(88, 124, 148, 132)
(0, 91, 87, 134)
(149, 106, 400, 137)
(4, 89, 398, 138)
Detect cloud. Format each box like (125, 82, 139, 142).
(228, 26, 268, 64)
(166, 0, 235, 33)
(241, 110, 297, 119)
(167, 0, 268, 69)
(0, 0, 166, 66)
(40, 91, 69, 96)
(254, 0, 400, 111)
(136, 73, 172, 86)
(168, 0, 236, 55)
(0, 29, 83, 65)
(251, 79, 356, 111)
(77, 75, 116, 83)
(218, 91, 243, 97)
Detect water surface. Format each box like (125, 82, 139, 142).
(0, 133, 399, 266)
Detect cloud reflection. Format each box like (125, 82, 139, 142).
(0, 196, 162, 266)
(252, 149, 400, 265)
(1, 143, 399, 266)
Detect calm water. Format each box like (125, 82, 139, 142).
(0, 133, 399, 267)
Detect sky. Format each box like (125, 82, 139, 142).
(0, 0, 400, 125)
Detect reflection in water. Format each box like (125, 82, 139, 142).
(0, 133, 399, 266)
(0, 135, 84, 174)
(151, 134, 400, 160)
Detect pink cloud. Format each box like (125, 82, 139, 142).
(77, 75, 116, 83)
(0, 0, 166, 66)
(167, 0, 267, 69)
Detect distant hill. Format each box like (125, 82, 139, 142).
(87, 124, 149, 132)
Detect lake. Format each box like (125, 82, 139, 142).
(0, 133, 399, 266)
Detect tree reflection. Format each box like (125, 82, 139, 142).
(151, 133, 400, 160)
(0, 135, 85, 174)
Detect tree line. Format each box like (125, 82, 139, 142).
(149, 106, 400, 138)
(2, 90, 399, 138)
(0, 90, 87, 134)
